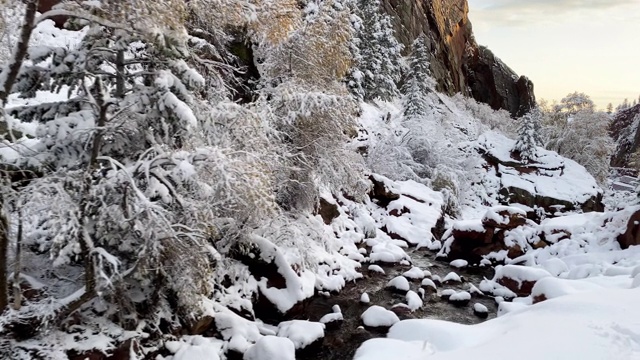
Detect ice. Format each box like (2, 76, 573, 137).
(361, 305, 400, 328)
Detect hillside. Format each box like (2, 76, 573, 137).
(0, 1, 638, 360)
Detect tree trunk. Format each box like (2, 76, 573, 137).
(0, 208, 8, 312)
(0, 0, 37, 138)
(0, 0, 38, 104)
(12, 210, 22, 310)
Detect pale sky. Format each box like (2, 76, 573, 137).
(468, 0, 640, 110)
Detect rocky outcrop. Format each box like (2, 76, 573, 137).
(610, 104, 640, 167)
(381, 0, 535, 117)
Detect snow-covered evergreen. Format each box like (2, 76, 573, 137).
(513, 109, 542, 162)
(348, 0, 403, 101)
(402, 33, 436, 120)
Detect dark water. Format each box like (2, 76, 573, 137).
(295, 248, 497, 360)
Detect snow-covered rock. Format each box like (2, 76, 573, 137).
(244, 336, 296, 360)
(476, 132, 603, 216)
(448, 291, 471, 306)
(406, 290, 423, 311)
(493, 265, 552, 297)
(449, 259, 468, 268)
(473, 303, 489, 318)
(361, 305, 400, 329)
(421, 278, 437, 290)
(367, 264, 385, 274)
(386, 276, 410, 293)
(402, 266, 425, 280)
(276, 320, 325, 350)
(360, 292, 371, 304)
(442, 271, 462, 283)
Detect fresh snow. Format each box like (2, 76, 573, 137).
(449, 259, 468, 268)
(473, 303, 488, 314)
(421, 278, 437, 289)
(442, 272, 461, 283)
(276, 320, 325, 349)
(386, 276, 410, 292)
(360, 292, 371, 304)
(361, 305, 400, 328)
(356, 288, 640, 360)
(402, 266, 426, 280)
(405, 290, 423, 311)
(368, 264, 385, 274)
(243, 336, 296, 360)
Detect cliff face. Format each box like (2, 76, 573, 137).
(382, 0, 535, 117)
(610, 104, 640, 168)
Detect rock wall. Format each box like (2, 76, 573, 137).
(382, 0, 535, 117)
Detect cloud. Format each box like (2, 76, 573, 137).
(468, 0, 639, 27)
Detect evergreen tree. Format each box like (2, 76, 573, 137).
(402, 33, 436, 119)
(348, 0, 402, 101)
(513, 110, 541, 163)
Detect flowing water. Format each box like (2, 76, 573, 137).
(293, 248, 498, 360)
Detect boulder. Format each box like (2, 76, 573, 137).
(481, 206, 528, 229)
(369, 174, 400, 206)
(617, 208, 640, 249)
(494, 265, 551, 297)
(317, 197, 340, 225)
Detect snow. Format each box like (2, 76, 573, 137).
(449, 291, 471, 302)
(164, 336, 224, 360)
(367, 264, 385, 274)
(405, 290, 423, 311)
(402, 266, 425, 280)
(320, 312, 344, 324)
(386, 276, 410, 292)
(449, 259, 468, 268)
(361, 305, 400, 328)
(477, 131, 602, 208)
(356, 288, 640, 360)
(243, 336, 296, 360)
(421, 278, 437, 289)
(360, 292, 371, 303)
(276, 320, 325, 349)
(442, 272, 461, 283)
(451, 219, 484, 232)
(473, 303, 488, 314)
(493, 264, 551, 284)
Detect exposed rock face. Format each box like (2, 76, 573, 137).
(381, 0, 535, 117)
(610, 104, 640, 167)
(617, 208, 640, 249)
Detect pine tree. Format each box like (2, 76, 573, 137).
(513, 110, 541, 163)
(348, 0, 402, 101)
(402, 33, 436, 119)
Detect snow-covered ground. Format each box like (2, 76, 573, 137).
(355, 285, 640, 360)
(3, 18, 639, 359)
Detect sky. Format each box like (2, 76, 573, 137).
(467, 0, 640, 110)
